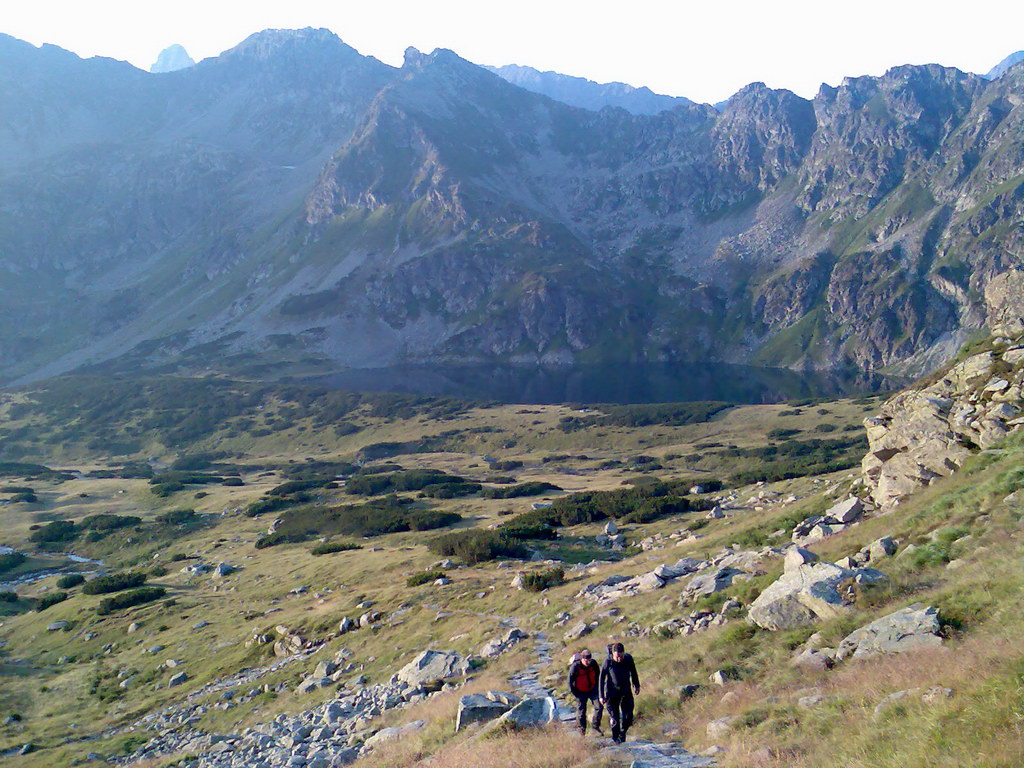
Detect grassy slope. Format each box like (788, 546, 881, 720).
(0, 389, 1020, 767)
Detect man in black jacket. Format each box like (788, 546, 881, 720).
(599, 642, 640, 743)
(567, 649, 603, 735)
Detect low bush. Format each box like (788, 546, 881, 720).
(521, 567, 565, 592)
(498, 516, 558, 540)
(96, 587, 166, 615)
(428, 530, 529, 564)
(37, 591, 69, 611)
(30, 520, 78, 545)
(483, 482, 561, 499)
(156, 508, 198, 525)
(310, 541, 362, 556)
(56, 574, 86, 589)
(407, 570, 446, 587)
(0, 551, 27, 574)
(83, 572, 147, 595)
(0, 591, 18, 602)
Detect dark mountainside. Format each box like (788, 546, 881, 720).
(484, 63, 693, 114)
(2, 28, 1024, 383)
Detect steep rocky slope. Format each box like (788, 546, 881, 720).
(2, 30, 1024, 381)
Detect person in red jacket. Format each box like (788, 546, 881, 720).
(567, 648, 604, 735)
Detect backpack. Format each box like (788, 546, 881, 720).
(570, 659, 599, 694)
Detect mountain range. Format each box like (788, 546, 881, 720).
(2, 27, 1024, 384)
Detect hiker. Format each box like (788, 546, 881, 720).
(599, 641, 640, 743)
(568, 648, 603, 735)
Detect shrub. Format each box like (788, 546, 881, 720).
(488, 460, 524, 471)
(82, 572, 147, 595)
(420, 482, 482, 499)
(79, 514, 141, 532)
(0, 551, 27, 574)
(483, 482, 561, 499)
(407, 570, 446, 587)
(310, 541, 362, 556)
(0, 591, 19, 602)
(30, 520, 78, 545)
(56, 574, 86, 589)
(37, 591, 69, 611)
(155, 509, 198, 525)
(245, 496, 296, 518)
(96, 587, 167, 615)
(428, 530, 529, 564)
(521, 567, 565, 592)
(8, 492, 37, 503)
(498, 517, 558, 540)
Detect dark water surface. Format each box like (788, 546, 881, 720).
(309, 363, 901, 405)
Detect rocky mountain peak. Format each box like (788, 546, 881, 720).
(986, 50, 1024, 79)
(150, 44, 194, 73)
(219, 27, 360, 64)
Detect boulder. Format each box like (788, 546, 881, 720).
(747, 563, 886, 631)
(46, 621, 69, 632)
(866, 536, 897, 562)
(396, 650, 470, 690)
(604, 521, 619, 535)
(483, 697, 557, 731)
(455, 693, 512, 731)
(479, 628, 528, 658)
(706, 716, 736, 738)
(827, 497, 864, 524)
(563, 621, 593, 641)
(167, 672, 188, 687)
(213, 562, 236, 577)
(790, 647, 834, 671)
(680, 567, 745, 604)
(784, 547, 818, 572)
(363, 719, 425, 749)
(338, 617, 356, 633)
(836, 604, 942, 660)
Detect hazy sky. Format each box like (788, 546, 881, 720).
(3, 0, 1022, 103)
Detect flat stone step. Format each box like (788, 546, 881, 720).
(601, 739, 716, 768)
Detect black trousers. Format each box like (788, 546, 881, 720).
(574, 691, 603, 733)
(606, 691, 634, 741)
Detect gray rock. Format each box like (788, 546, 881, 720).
(791, 647, 833, 671)
(363, 719, 425, 748)
(484, 696, 557, 731)
(798, 694, 828, 708)
(563, 621, 593, 641)
(837, 604, 942, 660)
(396, 650, 469, 690)
(680, 567, 745, 604)
(866, 536, 897, 561)
(874, 689, 916, 715)
(827, 497, 864, 524)
(46, 621, 69, 632)
(784, 547, 818, 571)
(706, 716, 736, 738)
(455, 693, 512, 731)
(168, 672, 188, 687)
(747, 562, 886, 631)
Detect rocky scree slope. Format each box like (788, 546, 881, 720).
(3, 31, 1024, 379)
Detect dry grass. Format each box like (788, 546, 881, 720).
(359, 725, 606, 768)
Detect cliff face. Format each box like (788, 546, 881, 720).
(2, 31, 1024, 381)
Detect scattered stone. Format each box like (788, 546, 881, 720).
(797, 694, 828, 708)
(363, 719, 425, 748)
(747, 563, 886, 631)
(706, 715, 736, 738)
(784, 547, 819, 571)
(866, 536, 897, 562)
(46, 621, 69, 632)
(483, 697, 557, 731)
(563, 621, 593, 641)
(791, 647, 833, 671)
(480, 628, 528, 658)
(455, 693, 513, 731)
(837, 604, 942, 660)
(827, 497, 864, 524)
(396, 650, 469, 690)
(168, 672, 188, 687)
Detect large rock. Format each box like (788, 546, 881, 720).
(784, 547, 818, 572)
(455, 693, 512, 731)
(680, 567, 745, 604)
(747, 563, 886, 630)
(396, 650, 470, 690)
(483, 697, 557, 731)
(837, 604, 942, 660)
(363, 719, 425, 748)
(479, 628, 528, 658)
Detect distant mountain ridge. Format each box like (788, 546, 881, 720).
(2, 28, 1024, 384)
(150, 44, 194, 73)
(484, 62, 692, 114)
(986, 50, 1024, 79)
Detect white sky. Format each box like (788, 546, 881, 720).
(2, 0, 1022, 104)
